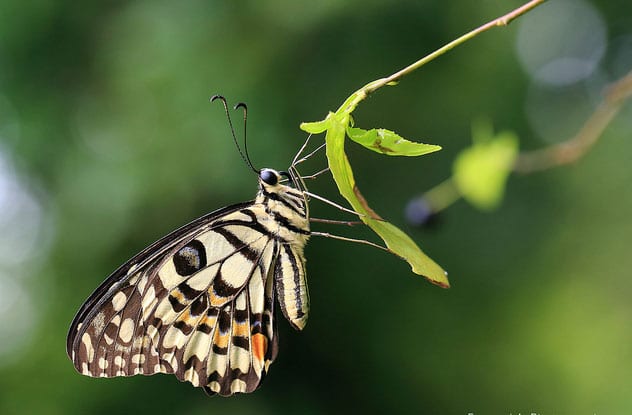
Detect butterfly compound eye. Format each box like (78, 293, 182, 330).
(260, 169, 279, 186)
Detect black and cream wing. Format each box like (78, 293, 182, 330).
(66, 202, 281, 396)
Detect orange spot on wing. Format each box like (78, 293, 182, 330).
(251, 333, 268, 362)
(213, 328, 229, 349)
(232, 321, 249, 338)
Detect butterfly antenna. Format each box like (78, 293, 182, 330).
(210, 95, 258, 173)
(234, 102, 257, 173)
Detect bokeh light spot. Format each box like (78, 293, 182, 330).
(516, 0, 606, 86)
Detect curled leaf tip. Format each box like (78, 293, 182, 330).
(431, 278, 450, 289)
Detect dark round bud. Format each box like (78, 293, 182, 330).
(405, 197, 438, 227)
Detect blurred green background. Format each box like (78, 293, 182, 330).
(1, 0, 632, 413)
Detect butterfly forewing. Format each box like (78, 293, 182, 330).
(68, 170, 310, 396)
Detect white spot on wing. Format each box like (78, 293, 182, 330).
(234, 290, 247, 311)
(230, 346, 250, 373)
(248, 267, 265, 314)
(184, 367, 200, 386)
(119, 318, 134, 343)
(153, 296, 178, 325)
(186, 263, 219, 291)
(230, 379, 247, 394)
(141, 285, 156, 312)
(163, 325, 186, 349)
(220, 211, 255, 223)
(208, 353, 227, 377)
(219, 254, 252, 290)
(136, 274, 148, 294)
(183, 330, 211, 364)
(197, 230, 238, 265)
(111, 291, 127, 312)
(158, 268, 186, 291)
(114, 355, 125, 368)
(81, 332, 94, 362)
(146, 324, 160, 344)
(206, 381, 220, 394)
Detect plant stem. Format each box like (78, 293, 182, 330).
(423, 178, 461, 213)
(338, 0, 548, 114)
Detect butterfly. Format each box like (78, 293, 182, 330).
(67, 98, 317, 396)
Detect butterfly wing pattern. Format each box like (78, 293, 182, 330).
(67, 168, 310, 396)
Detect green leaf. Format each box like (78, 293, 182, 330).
(323, 112, 449, 287)
(347, 126, 442, 156)
(300, 77, 447, 286)
(365, 219, 449, 287)
(453, 122, 519, 210)
(300, 114, 332, 134)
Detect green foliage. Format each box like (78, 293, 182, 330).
(453, 121, 519, 211)
(301, 109, 449, 287)
(346, 125, 441, 156)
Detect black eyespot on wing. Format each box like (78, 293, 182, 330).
(260, 169, 278, 186)
(173, 239, 207, 276)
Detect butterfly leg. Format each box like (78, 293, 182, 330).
(310, 218, 363, 226)
(310, 231, 390, 253)
(300, 167, 330, 181)
(291, 134, 312, 166)
(303, 191, 369, 218)
(292, 142, 327, 166)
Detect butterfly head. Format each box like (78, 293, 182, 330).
(258, 168, 299, 191)
(259, 168, 282, 188)
(257, 168, 308, 218)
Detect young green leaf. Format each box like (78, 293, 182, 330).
(322, 112, 449, 287)
(453, 122, 519, 210)
(347, 126, 442, 156)
(300, 115, 332, 134)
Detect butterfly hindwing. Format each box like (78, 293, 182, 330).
(274, 243, 309, 330)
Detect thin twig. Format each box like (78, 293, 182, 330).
(422, 178, 461, 212)
(514, 69, 632, 173)
(337, 0, 548, 114)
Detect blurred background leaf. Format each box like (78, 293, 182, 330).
(1, 0, 632, 414)
(453, 121, 519, 210)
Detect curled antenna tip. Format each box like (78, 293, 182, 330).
(234, 102, 247, 110)
(210, 94, 226, 103)
(209, 95, 257, 174)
